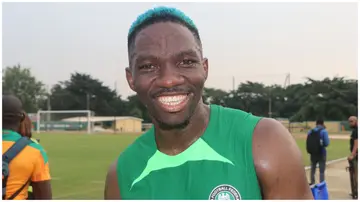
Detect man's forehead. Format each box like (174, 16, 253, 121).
(130, 22, 199, 58)
(136, 22, 194, 40)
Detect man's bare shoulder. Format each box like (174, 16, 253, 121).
(105, 159, 121, 199)
(252, 118, 313, 199)
(252, 117, 300, 167)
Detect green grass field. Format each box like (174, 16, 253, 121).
(33, 133, 350, 199)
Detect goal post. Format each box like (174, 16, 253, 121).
(36, 110, 93, 134)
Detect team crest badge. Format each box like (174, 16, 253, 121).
(209, 184, 241, 200)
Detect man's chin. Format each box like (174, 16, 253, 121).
(149, 100, 198, 131)
(156, 119, 190, 131)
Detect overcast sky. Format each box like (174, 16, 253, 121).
(2, 2, 358, 97)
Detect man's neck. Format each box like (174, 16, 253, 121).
(2, 126, 18, 132)
(154, 103, 210, 156)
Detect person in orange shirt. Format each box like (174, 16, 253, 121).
(2, 95, 52, 200)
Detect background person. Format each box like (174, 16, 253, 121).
(306, 119, 330, 185)
(2, 95, 52, 200)
(348, 116, 358, 199)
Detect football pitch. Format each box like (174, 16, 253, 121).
(33, 132, 350, 199)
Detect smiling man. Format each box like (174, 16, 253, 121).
(104, 7, 313, 200)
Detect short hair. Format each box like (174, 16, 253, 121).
(316, 119, 324, 125)
(127, 6, 202, 52)
(3, 94, 24, 128)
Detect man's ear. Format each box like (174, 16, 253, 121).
(202, 58, 209, 80)
(20, 111, 25, 122)
(125, 67, 136, 92)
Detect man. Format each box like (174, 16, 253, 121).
(306, 119, 330, 185)
(105, 7, 312, 199)
(2, 95, 52, 200)
(348, 116, 358, 198)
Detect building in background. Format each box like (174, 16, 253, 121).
(61, 116, 143, 133)
(142, 123, 153, 131)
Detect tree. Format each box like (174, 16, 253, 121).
(203, 87, 228, 105)
(225, 81, 270, 116)
(2, 64, 46, 112)
(126, 95, 151, 123)
(47, 72, 128, 117)
(219, 77, 357, 121)
(290, 77, 358, 121)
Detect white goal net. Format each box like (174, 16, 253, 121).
(35, 110, 94, 134)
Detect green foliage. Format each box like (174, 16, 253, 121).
(46, 72, 126, 117)
(285, 77, 358, 121)
(2, 65, 46, 112)
(221, 77, 357, 121)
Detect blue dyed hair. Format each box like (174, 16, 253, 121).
(127, 6, 201, 50)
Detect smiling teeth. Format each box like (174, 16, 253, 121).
(158, 95, 187, 105)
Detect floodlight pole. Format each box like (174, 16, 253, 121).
(86, 93, 90, 111)
(36, 111, 40, 134)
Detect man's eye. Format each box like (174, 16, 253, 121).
(138, 64, 156, 71)
(179, 59, 197, 67)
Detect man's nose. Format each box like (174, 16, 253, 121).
(155, 64, 185, 88)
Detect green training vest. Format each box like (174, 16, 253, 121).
(116, 104, 263, 200)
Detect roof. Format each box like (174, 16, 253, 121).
(61, 116, 143, 122)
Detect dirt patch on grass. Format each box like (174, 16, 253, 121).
(328, 135, 350, 140)
(293, 133, 350, 140)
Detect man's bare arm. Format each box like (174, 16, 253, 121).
(32, 180, 52, 199)
(351, 140, 358, 156)
(253, 118, 313, 199)
(104, 160, 121, 200)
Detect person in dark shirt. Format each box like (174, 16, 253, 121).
(307, 119, 330, 185)
(348, 116, 358, 198)
(348, 116, 358, 160)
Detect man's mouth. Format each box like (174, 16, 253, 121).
(155, 94, 190, 113)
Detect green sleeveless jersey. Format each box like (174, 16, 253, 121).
(116, 105, 262, 200)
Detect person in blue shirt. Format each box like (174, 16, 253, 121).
(308, 119, 330, 185)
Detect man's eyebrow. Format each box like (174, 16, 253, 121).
(132, 54, 159, 64)
(174, 49, 199, 58)
(130, 48, 201, 64)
